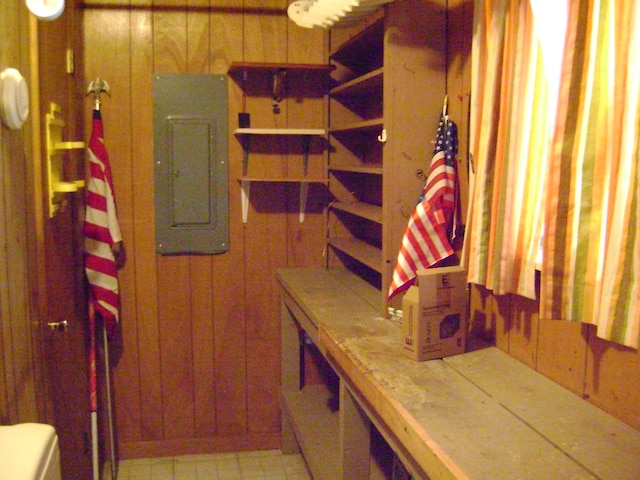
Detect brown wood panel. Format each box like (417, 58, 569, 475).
(382, 0, 447, 311)
(186, 0, 218, 441)
(129, 8, 164, 443)
(491, 292, 511, 353)
(446, 0, 473, 223)
(241, 4, 290, 438)
(187, 1, 211, 73)
(285, 22, 327, 271)
(536, 319, 588, 396)
(191, 256, 216, 437)
(157, 256, 196, 439)
(585, 332, 640, 431)
(243, 2, 287, 64)
(0, 0, 22, 417)
(83, 7, 145, 445)
(209, 9, 249, 439)
(33, 2, 94, 476)
(152, 6, 196, 443)
(507, 293, 539, 368)
(154, 8, 188, 72)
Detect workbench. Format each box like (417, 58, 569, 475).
(277, 268, 640, 480)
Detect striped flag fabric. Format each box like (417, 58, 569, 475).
(84, 109, 123, 336)
(388, 114, 458, 300)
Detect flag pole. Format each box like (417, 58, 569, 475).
(103, 320, 117, 480)
(89, 302, 99, 480)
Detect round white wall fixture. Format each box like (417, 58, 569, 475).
(26, 0, 65, 21)
(1, 68, 30, 130)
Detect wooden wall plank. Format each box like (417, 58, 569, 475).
(284, 20, 328, 271)
(0, 0, 48, 427)
(129, 7, 164, 443)
(446, 0, 473, 222)
(0, 0, 16, 420)
(508, 293, 539, 368)
(187, 2, 218, 440)
(209, 9, 248, 438)
(536, 319, 588, 396)
(585, 333, 640, 431)
(152, 6, 197, 443)
(382, 0, 447, 310)
(491, 292, 511, 353)
(157, 256, 196, 439)
(187, 1, 211, 73)
(241, 1, 290, 438)
(84, 7, 145, 444)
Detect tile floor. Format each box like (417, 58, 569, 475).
(105, 450, 312, 480)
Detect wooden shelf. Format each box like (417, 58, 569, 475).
(281, 386, 340, 480)
(329, 17, 385, 74)
(236, 129, 327, 224)
(228, 62, 335, 98)
(330, 201, 382, 224)
(234, 128, 325, 136)
(329, 164, 383, 175)
(329, 118, 383, 135)
(229, 62, 335, 79)
(327, 237, 382, 273)
(327, 12, 386, 293)
(239, 177, 328, 183)
(330, 67, 383, 97)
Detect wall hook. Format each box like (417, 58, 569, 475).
(46, 103, 85, 217)
(378, 128, 387, 143)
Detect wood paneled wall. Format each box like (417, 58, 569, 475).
(81, 0, 639, 461)
(82, 0, 326, 457)
(0, 0, 46, 426)
(470, 283, 640, 431)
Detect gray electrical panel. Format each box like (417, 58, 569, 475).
(153, 73, 229, 254)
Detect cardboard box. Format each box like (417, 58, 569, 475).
(401, 266, 468, 361)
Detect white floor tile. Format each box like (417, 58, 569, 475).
(109, 450, 310, 480)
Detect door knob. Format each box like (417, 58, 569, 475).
(47, 319, 68, 332)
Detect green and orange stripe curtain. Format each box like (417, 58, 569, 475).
(464, 0, 640, 349)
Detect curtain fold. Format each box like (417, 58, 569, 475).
(465, 0, 640, 350)
(542, 0, 640, 349)
(463, 0, 550, 300)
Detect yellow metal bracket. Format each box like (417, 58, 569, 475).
(46, 102, 85, 217)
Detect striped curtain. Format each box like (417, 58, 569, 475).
(463, 0, 552, 299)
(541, 0, 640, 349)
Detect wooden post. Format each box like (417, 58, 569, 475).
(281, 300, 301, 454)
(340, 380, 371, 479)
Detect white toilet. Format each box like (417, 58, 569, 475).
(0, 423, 61, 480)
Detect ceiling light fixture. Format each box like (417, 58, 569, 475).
(288, 0, 393, 29)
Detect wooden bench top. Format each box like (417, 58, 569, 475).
(276, 268, 640, 480)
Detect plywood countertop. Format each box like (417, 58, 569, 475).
(276, 268, 640, 480)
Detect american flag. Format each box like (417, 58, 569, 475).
(84, 109, 122, 336)
(388, 114, 458, 300)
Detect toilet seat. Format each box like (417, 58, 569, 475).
(0, 423, 61, 480)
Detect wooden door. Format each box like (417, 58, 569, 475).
(42, 196, 93, 480)
(32, 2, 93, 476)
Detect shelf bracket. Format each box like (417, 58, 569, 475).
(299, 135, 311, 223)
(299, 182, 308, 223)
(241, 179, 250, 224)
(46, 102, 86, 217)
(241, 133, 250, 176)
(301, 135, 310, 176)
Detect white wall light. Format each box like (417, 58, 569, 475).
(26, 0, 65, 21)
(0, 68, 30, 130)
